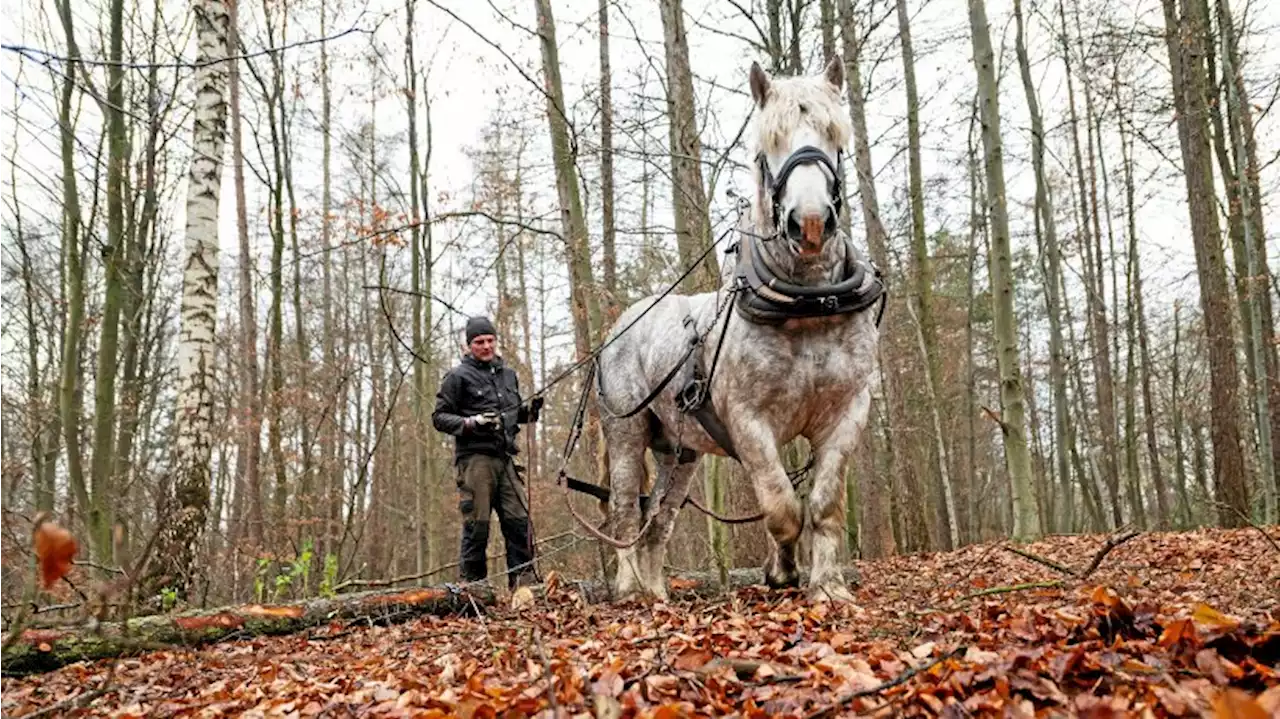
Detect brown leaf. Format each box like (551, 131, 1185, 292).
(1192, 603, 1241, 632)
(32, 514, 78, 589)
(1159, 618, 1199, 647)
(1211, 689, 1270, 719)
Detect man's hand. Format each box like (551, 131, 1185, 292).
(466, 412, 501, 433)
(528, 396, 544, 423)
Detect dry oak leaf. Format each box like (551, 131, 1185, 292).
(32, 513, 78, 589)
(1212, 688, 1271, 719)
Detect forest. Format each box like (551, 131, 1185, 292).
(0, 0, 1277, 714)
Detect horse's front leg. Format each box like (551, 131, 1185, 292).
(734, 419, 803, 588)
(806, 386, 872, 603)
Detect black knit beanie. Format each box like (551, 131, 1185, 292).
(465, 316, 497, 344)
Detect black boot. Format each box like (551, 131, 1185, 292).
(459, 520, 491, 583)
(499, 516, 536, 589)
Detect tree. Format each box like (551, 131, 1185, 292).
(659, 0, 719, 294)
(533, 0, 602, 354)
(967, 0, 1041, 541)
(228, 0, 263, 550)
(896, 0, 955, 549)
(598, 0, 618, 313)
(837, 0, 897, 557)
(1013, 0, 1075, 533)
(1159, 0, 1249, 526)
(149, 0, 231, 598)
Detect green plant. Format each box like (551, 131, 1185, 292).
(254, 556, 271, 603)
(319, 553, 339, 598)
(160, 586, 178, 612)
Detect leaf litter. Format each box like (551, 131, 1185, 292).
(4, 527, 1277, 717)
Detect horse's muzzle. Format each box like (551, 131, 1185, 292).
(786, 206, 836, 255)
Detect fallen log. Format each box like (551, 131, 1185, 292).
(1, 585, 493, 677)
(2, 565, 861, 676)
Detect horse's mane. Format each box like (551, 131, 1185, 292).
(749, 75, 851, 158)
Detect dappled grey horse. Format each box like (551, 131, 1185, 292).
(589, 57, 884, 602)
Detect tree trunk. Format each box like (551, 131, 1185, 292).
(1218, 0, 1275, 522)
(660, 0, 719, 294)
(147, 0, 230, 599)
(1057, 0, 1121, 529)
(967, 0, 1041, 541)
(767, 0, 785, 72)
(598, 0, 618, 313)
(279, 3, 314, 543)
(262, 3, 288, 533)
(55, 0, 89, 548)
(1221, 0, 1280, 511)
(1171, 303, 1193, 527)
(1120, 104, 1170, 528)
(405, 0, 431, 575)
(896, 0, 952, 549)
(837, 0, 895, 557)
(87, 0, 129, 564)
(318, 0, 338, 563)
(820, 0, 836, 61)
(1013, 0, 1074, 533)
(1159, 0, 1250, 526)
(534, 0, 601, 356)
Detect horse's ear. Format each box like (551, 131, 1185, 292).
(824, 54, 845, 92)
(749, 61, 771, 107)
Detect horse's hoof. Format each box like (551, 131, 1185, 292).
(764, 560, 801, 589)
(808, 582, 856, 604)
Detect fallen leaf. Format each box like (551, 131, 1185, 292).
(1192, 603, 1241, 632)
(1212, 688, 1270, 719)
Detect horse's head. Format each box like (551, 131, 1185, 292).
(748, 56, 850, 262)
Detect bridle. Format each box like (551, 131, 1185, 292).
(755, 145, 845, 236)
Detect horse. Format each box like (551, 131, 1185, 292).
(586, 56, 884, 603)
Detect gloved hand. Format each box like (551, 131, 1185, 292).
(466, 412, 501, 433)
(528, 396, 545, 423)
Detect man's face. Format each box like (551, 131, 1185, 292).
(469, 334, 497, 362)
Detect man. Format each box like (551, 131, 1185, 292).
(432, 316, 544, 589)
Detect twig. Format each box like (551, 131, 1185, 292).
(531, 628, 559, 713)
(1078, 530, 1140, 580)
(980, 405, 1008, 434)
(73, 560, 127, 575)
(1211, 500, 1280, 554)
(804, 646, 966, 719)
(1003, 546, 1076, 577)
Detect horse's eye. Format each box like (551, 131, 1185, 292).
(798, 103, 808, 114)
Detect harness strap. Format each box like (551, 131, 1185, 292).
(675, 311, 740, 461)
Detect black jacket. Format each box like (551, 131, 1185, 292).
(432, 355, 535, 462)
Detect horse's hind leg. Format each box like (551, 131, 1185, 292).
(604, 416, 650, 600)
(806, 387, 872, 603)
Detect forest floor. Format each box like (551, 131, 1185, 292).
(3, 527, 1278, 718)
